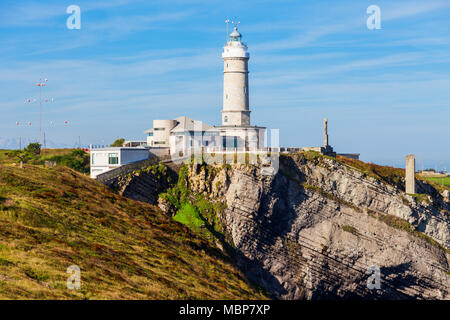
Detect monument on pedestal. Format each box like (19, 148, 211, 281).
(302, 118, 335, 156)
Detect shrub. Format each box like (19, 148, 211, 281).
(110, 138, 125, 147)
(25, 142, 41, 155)
(0, 257, 13, 266)
(342, 225, 358, 235)
(42, 150, 90, 174)
(24, 268, 50, 281)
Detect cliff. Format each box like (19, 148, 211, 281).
(157, 152, 449, 299)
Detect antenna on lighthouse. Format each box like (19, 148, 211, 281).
(225, 19, 230, 41)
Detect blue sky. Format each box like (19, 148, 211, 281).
(0, 0, 449, 170)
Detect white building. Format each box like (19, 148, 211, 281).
(90, 147, 149, 178)
(144, 23, 266, 155)
(145, 116, 218, 157)
(90, 23, 268, 179)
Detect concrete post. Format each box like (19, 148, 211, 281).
(405, 154, 416, 194)
(323, 118, 328, 147)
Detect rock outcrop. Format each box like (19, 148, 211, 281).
(109, 163, 178, 204)
(182, 154, 450, 299)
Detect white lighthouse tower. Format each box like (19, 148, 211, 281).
(222, 24, 250, 126)
(216, 22, 265, 149)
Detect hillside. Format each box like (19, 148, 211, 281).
(0, 161, 266, 299)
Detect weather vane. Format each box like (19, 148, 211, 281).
(225, 19, 230, 40)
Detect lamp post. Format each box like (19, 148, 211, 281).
(26, 76, 54, 148)
(36, 75, 48, 146)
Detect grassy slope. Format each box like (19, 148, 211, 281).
(0, 149, 75, 163)
(0, 162, 265, 300)
(420, 176, 450, 187)
(336, 154, 449, 192)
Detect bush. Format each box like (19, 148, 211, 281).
(42, 150, 90, 174)
(11, 149, 38, 164)
(111, 138, 125, 147)
(25, 143, 41, 155)
(24, 268, 49, 281)
(342, 225, 358, 235)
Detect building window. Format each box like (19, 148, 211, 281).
(154, 128, 165, 131)
(108, 153, 118, 165)
(91, 154, 94, 165)
(154, 141, 165, 145)
(226, 94, 228, 99)
(244, 87, 247, 94)
(148, 132, 153, 136)
(224, 115, 228, 123)
(205, 140, 209, 147)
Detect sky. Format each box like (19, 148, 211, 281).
(0, 0, 449, 170)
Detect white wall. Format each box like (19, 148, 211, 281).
(90, 148, 149, 178)
(152, 120, 176, 147)
(169, 133, 218, 156)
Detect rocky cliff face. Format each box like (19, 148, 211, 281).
(182, 153, 450, 299)
(109, 162, 178, 204)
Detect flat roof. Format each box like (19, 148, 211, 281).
(90, 147, 149, 151)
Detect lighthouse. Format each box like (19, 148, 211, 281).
(221, 24, 250, 126)
(216, 22, 265, 149)
(144, 20, 266, 155)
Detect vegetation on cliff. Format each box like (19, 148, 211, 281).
(159, 164, 229, 246)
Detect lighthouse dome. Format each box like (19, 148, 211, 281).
(230, 27, 241, 38)
(222, 25, 249, 58)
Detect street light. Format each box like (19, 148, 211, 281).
(25, 75, 54, 147)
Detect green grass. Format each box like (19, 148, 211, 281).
(408, 193, 431, 204)
(420, 176, 450, 187)
(336, 155, 406, 189)
(301, 183, 362, 213)
(342, 225, 358, 235)
(367, 209, 448, 252)
(40, 149, 90, 174)
(161, 165, 228, 245)
(24, 268, 50, 282)
(173, 203, 206, 229)
(0, 162, 266, 300)
(0, 257, 13, 266)
(0, 148, 90, 174)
